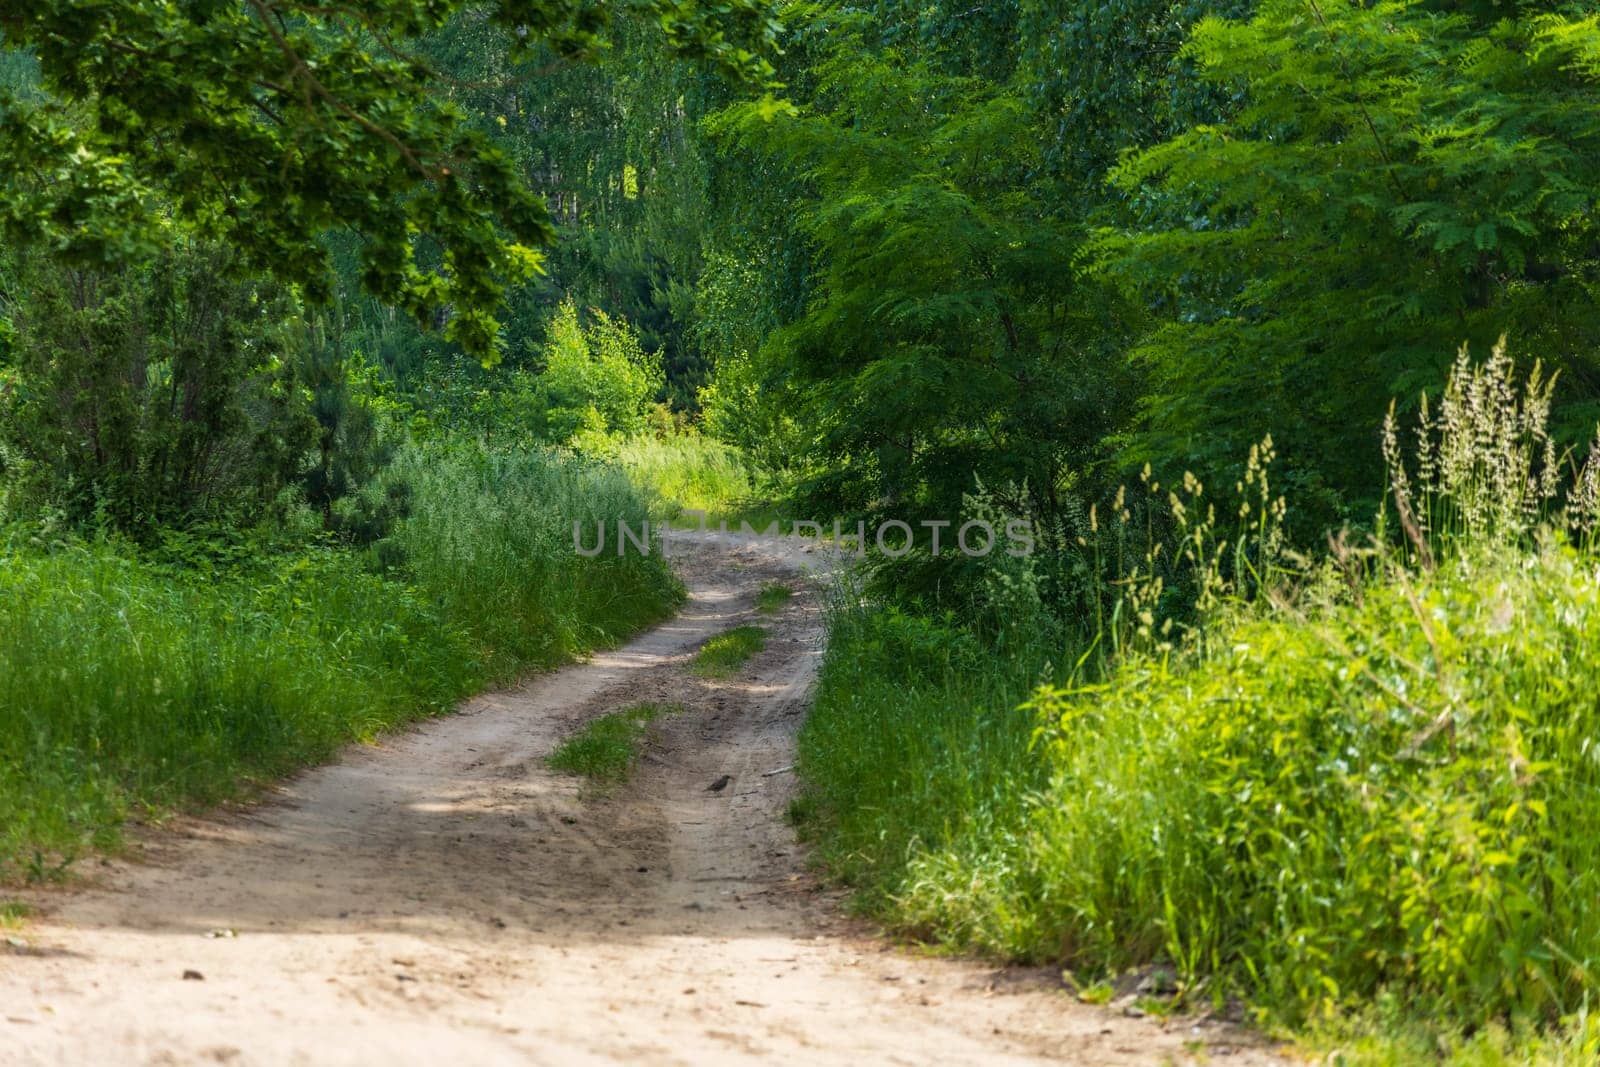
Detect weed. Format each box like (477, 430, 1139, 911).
(1077, 981, 1115, 1006)
(756, 582, 792, 613)
(691, 625, 767, 677)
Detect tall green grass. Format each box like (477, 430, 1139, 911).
(611, 433, 755, 517)
(0, 439, 680, 880)
(388, 440, 682, 681)
(796, 602, 1046, 919)
(797, 347, 1600, 1057)
(895, 542, 1600, 1022)
(0, 540, 475, 875)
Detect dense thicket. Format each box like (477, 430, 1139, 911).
(696, 0, 1600, 544)
(1, 246, 314, 527)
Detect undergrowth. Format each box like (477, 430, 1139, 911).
(612, 433, 755, 518)
(797, 342, 1600, 1060)
(0, 439, 680, 881)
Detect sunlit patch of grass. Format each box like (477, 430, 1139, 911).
(691, 625, 767, 677)
(0, 901, 31, 929)
(546, 702, 683, 786)
(1299, 1008, 1600, 1066)
(756, 582, 792, 613)
(611, 433, 755, 517)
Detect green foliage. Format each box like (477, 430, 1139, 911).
(797, 354, 1600, 1054)
(390, 356, 552, 444)
(0, 245, 316, 529)
(690, 624, 767, 677)
(384, 437, 682, 681)
(795, 600, 1037, 913)
(1020, 0, 1250, 186)
(539, 300, 664, 445)
(696, 337, 811, 488)
(693, 247, 810, 477)
(546, 701, 682, 786)
(0, 442, 679, 877)
(0, 0, 780, 361)
(1014, 537, 1600, 1026)
(294, 319, 409, 543)
(1099, 0, 1600, 520)
(709, 13, 1136, 520)
(611, 432, 755, 516)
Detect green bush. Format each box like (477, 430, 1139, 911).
(798, 350, 1600, 1054)
(1002, 539, 1600, 1026)
(539, 299, 664, 446)
(805, 538, 1600, 1047)
(0, 246, 316, 529)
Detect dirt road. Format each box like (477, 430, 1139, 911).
(1, 531, 1282, 1065)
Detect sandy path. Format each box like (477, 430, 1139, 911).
(1, 531, 1283, 1066)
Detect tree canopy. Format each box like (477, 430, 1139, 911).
(0, 0, 780, 360)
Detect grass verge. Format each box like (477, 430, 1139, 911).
(801, 553, 1600, 1059)
(691, 625, 767, 678)
(796, 353, 1600, 1060)
(794, 604, 1044, 916)
(0, 440, 682, 882)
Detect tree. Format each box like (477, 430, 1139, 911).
(1098, 0, 1600, 522)
(1019, 0, 1252, 189)
(538, 300, 664, 444)
(0, 0, 780, 361)
(294, 315, 408, 543)
(709, 10, 1137, 525)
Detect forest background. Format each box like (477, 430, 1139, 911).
(5, 1, 1600, 1060)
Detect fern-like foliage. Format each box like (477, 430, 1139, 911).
(1099, 0, 1600, 525)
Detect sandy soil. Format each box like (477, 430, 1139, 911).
(1, 530, 1286, 1066)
